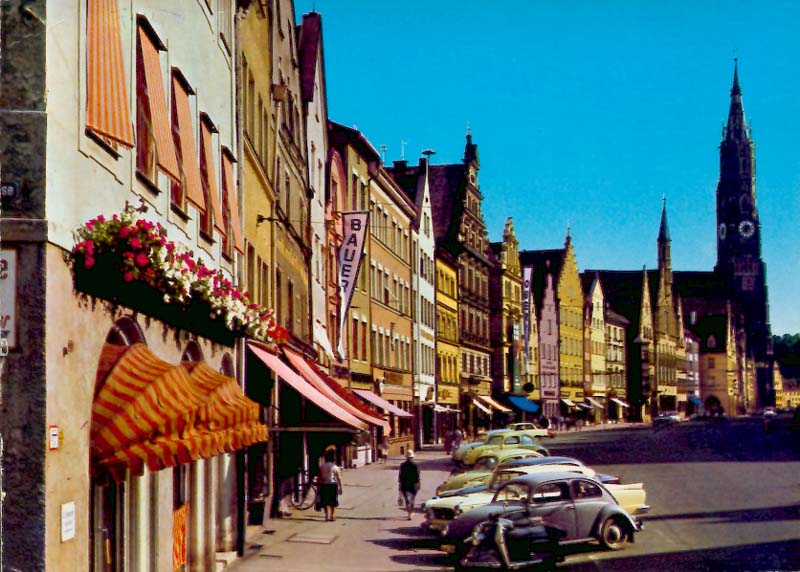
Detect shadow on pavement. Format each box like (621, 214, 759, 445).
(639, 502, 800, 524)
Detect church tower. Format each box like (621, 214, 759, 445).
(714, 60, 773, 405)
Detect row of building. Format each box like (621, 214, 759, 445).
(0, 1, 773, 571)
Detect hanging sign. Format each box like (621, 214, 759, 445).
(522, 265, 533, 365)
(337, 211, 369, 358)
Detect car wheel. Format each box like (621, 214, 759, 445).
(599, 517, 630, 550)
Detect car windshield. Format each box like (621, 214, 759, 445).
(488, 471, 525, 490)
(493, 483, 529, 503)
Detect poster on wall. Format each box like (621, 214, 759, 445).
(0, 248, 18, 350)
(521, 265, 533, 364)
(337, 212, 369, 359)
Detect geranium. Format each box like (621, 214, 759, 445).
(71, 207, 281, 346)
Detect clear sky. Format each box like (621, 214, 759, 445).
(296, 1, 800, 335)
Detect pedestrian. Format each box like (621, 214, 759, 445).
(379, 435, 390, 464)
(397, 449, 420, 520)
(444, 427, 453, 455)
(452, 426, 464, 453)
(317, 449, 343, 522)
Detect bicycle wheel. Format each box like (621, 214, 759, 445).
(289, 481, 317, 510)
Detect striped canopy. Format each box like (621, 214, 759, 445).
(91, 343, 267, 482)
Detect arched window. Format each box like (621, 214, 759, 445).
(181, 339, 204, 362)
(707, 335, 717, 350)
(104, 315, 146, 346)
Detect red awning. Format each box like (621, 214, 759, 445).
(476, 394, 512, 413)
(353, 389, 413, 418)
(283, 348, 390, 435)
(91, 343, 268, 482)
(248, 342, 366, 430)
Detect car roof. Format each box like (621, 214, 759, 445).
(504, 471, 596, 487)
(498, 456, 580, 468)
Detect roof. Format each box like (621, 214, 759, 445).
(428, 164, 467, 246)
(585, 270, 646, 338)
(673, 270, 729, 301)
(689, 314, 730, 352)
(298, 12, 321, 103)
(520, 249, 565, 316)
(328, 121, 381, 163)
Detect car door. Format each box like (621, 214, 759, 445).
(527, 481, 577, 538)
(570, 478, 606, 538)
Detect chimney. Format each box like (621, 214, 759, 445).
(393, 159, 408, 172)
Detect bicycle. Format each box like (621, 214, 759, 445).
(287, 469, 318, 510)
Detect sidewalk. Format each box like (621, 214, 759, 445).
(226, 446, 453, 572)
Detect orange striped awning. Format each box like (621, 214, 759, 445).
(91, 343, 267, 482)
(201, 119, 225, 234)
(172, 74, 206, 212)
(86, 0, 134, 147)
(138, 24, 180, 182)
(221, 150, 244, 254)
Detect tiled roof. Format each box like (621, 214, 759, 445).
(428, 164, 466, 245)
(520, 249, 564, 317)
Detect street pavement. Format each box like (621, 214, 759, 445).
(226, 422, 643, 572)
(227, 446, 454, 572)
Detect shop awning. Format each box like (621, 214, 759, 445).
(688, 396, 703, 407)
(91, 343, 268, 482)
(248, 343, 367, 430)
(476, 394, 512, 413)
(471, 396, 492, 415)
(585, 397, 604, 409)
(508, 395, 540, 413)
(313, 321, 336, 360)
(610, 397, 630, 408)
(353, 389, 413, 418)
(561, 398, 577, 407)
(283, 348, 390, 434)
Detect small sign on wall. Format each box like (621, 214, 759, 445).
(0, 248, 18, 349)
(48, 425, 60, 450)
(61, 501, 76, 542)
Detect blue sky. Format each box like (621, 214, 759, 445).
(297, 1, 800, 335)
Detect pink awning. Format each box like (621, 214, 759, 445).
(476, 394, 512, 413)
(283, 348, 391, 435)
(353, 389, 413, 418)
(248, 343, 366, 430)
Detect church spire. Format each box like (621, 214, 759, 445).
(658, 195, 670, 243)
(725, 58, 748, 142)
(463, 125, 479, 167)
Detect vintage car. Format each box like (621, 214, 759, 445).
(424, 463, 624, 534)
(506, 422, 556, 439)
(451, 429, 511, 465)
(436, 450, 550, 495)
(461, 431, 549, 467)
(440, 472, 649, 556)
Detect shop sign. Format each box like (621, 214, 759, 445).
(337, 212, 369, 358)
(0, 249, 17, 350)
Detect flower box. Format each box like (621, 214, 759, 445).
(74, 253, 237, 346)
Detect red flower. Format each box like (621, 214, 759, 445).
(83, 256, 95, 269)
(123, 271, 134, 282)
(119, 226, 130, 238)
(85, 240, 95, 256)
(135, 252, 149, 267)
(129, 237, 142, 249)
(123, 251, 135, 259)
(97, 214, 106, 223)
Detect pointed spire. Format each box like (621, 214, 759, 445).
(463, 126, 479, 166)
(725, 58, 748, 142)
(658, 195, 670, 242)
(731, 57, 741, 96)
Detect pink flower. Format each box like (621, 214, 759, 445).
(85, 240, 95, 256)
(123, 271, 134, 282)
(135, 252, 149, 267)
(123, 251, 135, 259)
(129, 237, 142, 249)
(119, 226, 130, 238)
(97, 215, 106, 223)
(83, 256, 95, 269)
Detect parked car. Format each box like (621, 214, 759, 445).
(437, 453, 574, 496)
(451, 429, 511, 465)
(461, 431, 549, 466)
(424, 464, 612, 534)
(506, 422, 556, 439)
(440, 472, 648, 557)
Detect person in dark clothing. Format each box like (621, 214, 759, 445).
(397, 450, 420, 519)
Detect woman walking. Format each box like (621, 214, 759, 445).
(317, 449, 343, 521)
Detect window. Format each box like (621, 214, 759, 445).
(219, 0, 232, 51)
(532, 483, 569, 503)
(199, 115, 222, 238)
(260, 261, 269, 308)
(170, 71, 204, 214)
(573, 480, 602, 500)
(136, 20, 179, 186)
(86, 0, 134, 149)
(352, 318, 359, 360)
(361, 322, 368, 360)
(287, 280, 294, 331)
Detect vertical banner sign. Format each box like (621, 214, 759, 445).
(521, 266, 533, 365)
(337, 211, 369, 358)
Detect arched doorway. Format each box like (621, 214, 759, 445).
(91, 316, 146, 572)
(705, 395, 723, 416)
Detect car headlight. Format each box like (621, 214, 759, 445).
(454, 505, 463, 515)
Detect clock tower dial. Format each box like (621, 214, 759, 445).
(738, 219, 755, 239)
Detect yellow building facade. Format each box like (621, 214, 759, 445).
(558, 236, 584, 406)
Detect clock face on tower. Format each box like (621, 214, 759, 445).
(738, 219, 755, 239)
(718, 223, 727, 240)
